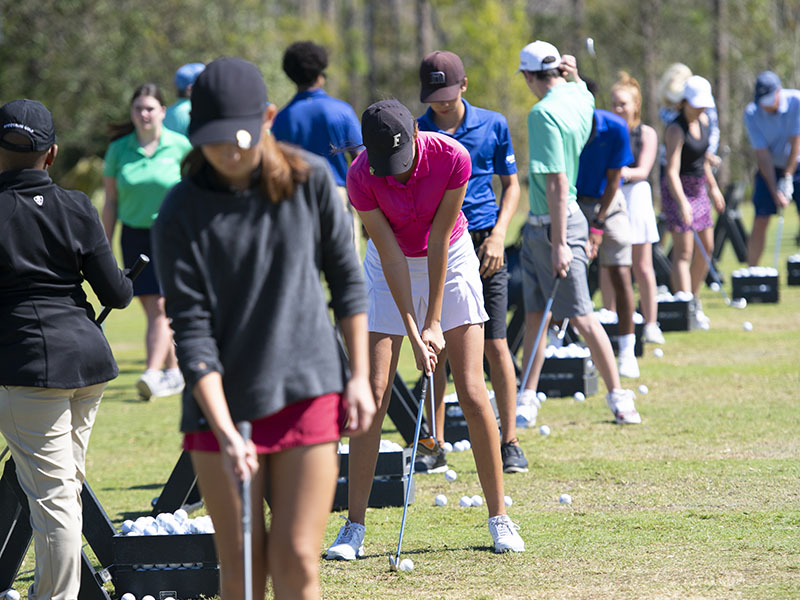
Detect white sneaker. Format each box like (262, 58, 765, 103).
(325, 518, 365, 561)
(488, 515, 525, 553)
(642, 323, 665, 344)
(618, 354, 640, 379)
(515, 389, 541, 428)
(157, 369, 185, 397)
(136, 369, 164, 401)
(606, 389, 642, 425)
(694, 309, 711, 330)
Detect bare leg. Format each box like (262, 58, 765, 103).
(606, 265, 635, 335)
(268, 443, 338, 600)
(445, 324, 505, 517)
(347, 333, 402, 525)
(690, 227, 714, 297)
(191, 451, 268, 600)
(670, 230, 693, 294)
(747, 215, 770, 266)
(599, 267, 616, 311)
(570, 313, 621, 393)
(632, 243, 658, 326)
(485, 338, 518, 444)
(139, 295, 178, 370)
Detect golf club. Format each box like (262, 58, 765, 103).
(518, 277, 562, 396)
(389, 372, 432, 572)
(96, 254, 150, 324)
(693, 229, 747, 309)
(773, 208, 785, 270)
(237, 421, 253, 600)
(556, 318, 570, 343)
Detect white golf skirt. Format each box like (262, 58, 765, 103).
(622, 180, 660, 245)
(364, 233, 488, 335)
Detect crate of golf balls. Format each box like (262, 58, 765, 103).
(333, 440, 413, 510)
(441, 390, 501, 443)
(537, 344, 599, 398)
(655, 290, 697, 331)
(731, 266, 779, 303)
(595, 309, 644, 356)
(113, 510, 218, 599)
(787, 254, 800, 285)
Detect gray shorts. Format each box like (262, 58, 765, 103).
(579, 190, 632, 266)
(520, 209, 594, 321)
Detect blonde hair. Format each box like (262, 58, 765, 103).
(611, 71, 643, 127)
(657, 63, 692, 110)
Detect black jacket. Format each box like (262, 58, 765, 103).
(0, 169, 133, 388)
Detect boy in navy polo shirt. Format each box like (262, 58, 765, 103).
(576, 106, 640, 379)
(416, 51, 527, 474)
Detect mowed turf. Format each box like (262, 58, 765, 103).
(2, 204, 799, 599)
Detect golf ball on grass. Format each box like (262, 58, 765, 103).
(434, 494, 448, 506)
(638, 384, 648, 395)
(459, 495, 473, 507)
(504, 495, 513, 507)
(537, 392, 547, 403)
(653, 348, 664, 358)
(471, 494, 484, 507)
(710, 282, 720, 292)
(462, 440, 471, 450)
(444, 469, 457, 482)
(442, 441, 453, 453)
(399, 558, 414, 571)
(5, 590, 20, 600)
(743, 321, 753, 331)
(573, 391, 585, 402)
(539, 425, 551, 436)
(453, 441, 466, 452)
(559, 493, 572, 505)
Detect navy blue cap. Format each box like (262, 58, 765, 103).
(755, 71, 781, 105)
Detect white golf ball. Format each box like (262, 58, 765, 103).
(710, 282, 720, 292)
(638, 384, 649, 395)
(444, 469, 457, 482)
(453, 441, 466, 452)
(120, 594, 135, 600)
(471, 494, 483, 506)
(399, 558, 414, 571)
(559, 493, 572, 505)
(653, 348, 664, 358)
(173, 508, 188, 522)
(121, 519, 135, 534)
(459, 495, 473, 507)
(539, 424, 551, 436)
(504, 495, 513, 507)
(537, 391, 547, 403)
(461, 439, 471, 450)
(434, 494, 448, 506)
(574, 391, 585, 402)
(743, 321, 753, 331)
(142, 596, 156, 600)
(5, 591, 20, 600)
(442, 442, 453, 453)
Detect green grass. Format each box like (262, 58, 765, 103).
(3, 203, 800, 599)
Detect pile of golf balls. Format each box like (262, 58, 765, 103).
(656, 290, 694, 303)
(119, 511, 214, 536)
(789, 254, 800, 263)
(594, 309, 645, 325)
(544, 344, 591, 359)
(732, 266, 778, 278)
(452, 439, 471, 452)
(539, 424, 551, 436)
(559, 493, 572, 505)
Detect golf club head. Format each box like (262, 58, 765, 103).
(585, 37, 596, 56)
(389, 555, 399, 571)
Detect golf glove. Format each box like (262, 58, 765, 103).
(777, 174, 794, 200)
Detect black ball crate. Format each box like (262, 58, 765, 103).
(731, 270, 779, 303)
(787, 255, 800, 285)
(537, 355, 599, 398)
(656, 298, 697, 331)
(333, 448, 413, 510)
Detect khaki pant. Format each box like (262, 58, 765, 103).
(0, 383, 106, 600)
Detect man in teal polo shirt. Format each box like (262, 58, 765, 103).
(517, 41, 641, 425)
(164, 63, 204, 136)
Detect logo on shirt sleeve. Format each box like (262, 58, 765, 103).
(33, 195, 44, 206)
(506, 154, 516, 165)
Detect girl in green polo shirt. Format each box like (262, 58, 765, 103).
(102, 82, 192, 401)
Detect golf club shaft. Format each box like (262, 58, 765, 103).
(557, 318, 570, 341)
(519, 277, 561, 394)
(428, 371, 436, 444)
(773, 210, 784, 270)
(692, 229, 731, 304)
(96, 254, 150, 324)
(394, 375, 428, 564)
(237, 421, 253, 600)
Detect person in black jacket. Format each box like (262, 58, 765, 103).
(151, 58, 374, 600)
(0, 99, 133, 600)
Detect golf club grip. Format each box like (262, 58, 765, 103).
(96, 253, 151, 324)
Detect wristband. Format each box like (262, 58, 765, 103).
(590, 227, 604, 236)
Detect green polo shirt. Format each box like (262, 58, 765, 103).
(103, 128, 192, 228)
(527, 81, 594, 216)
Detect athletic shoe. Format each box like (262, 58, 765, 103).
(501, 442, 529, 473)
(515, 389, 541, 428)
(606, 388, 642, 425)
(618, 354, 640, 379)
(158, 368, 185, 397)
(642, 322, 665, 345)
(488, 515, 525, 553)
(415, 447, 448, 474)
(136, 369, 165, 401)
(325, 518, 365, 561)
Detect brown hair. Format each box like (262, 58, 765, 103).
(611, 71, 643, 128)
(107, 83, 166, 142)
(182, 132, 310, 202)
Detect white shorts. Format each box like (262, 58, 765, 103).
(364, 233, 488, 335)
(622, 181, 660, 245)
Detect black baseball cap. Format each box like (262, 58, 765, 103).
(361, 100, 416, 177)
(419, 51, 466, 102)
(189, 57, 268, 149)
(0, 99, 56, 152)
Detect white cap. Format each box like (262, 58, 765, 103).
(683, 75, 715, 109)
(518, 41, 561, 73)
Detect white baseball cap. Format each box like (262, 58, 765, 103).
(518, 41, 561, 73)
(683, 75, 715, 109)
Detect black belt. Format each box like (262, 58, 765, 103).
(469, 228, 493, 246)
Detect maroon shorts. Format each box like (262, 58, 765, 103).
(183, 393, 346, 454)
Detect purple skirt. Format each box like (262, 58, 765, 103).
(660, 175, 713, 233)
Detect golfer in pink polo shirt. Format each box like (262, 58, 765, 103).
(326, 99, 525, 559)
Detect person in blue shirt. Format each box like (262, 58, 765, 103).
(743, 70, 800, 265)
(164, 62, 205, 136)
(416, 50, 526, 474)
(273, 41, 363, 253)
(576, 101, 640, 379)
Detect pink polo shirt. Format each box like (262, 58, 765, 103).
(347, 131, 471, 257)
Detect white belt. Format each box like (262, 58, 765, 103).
(527, 202, 579, 227)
